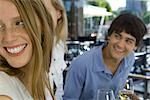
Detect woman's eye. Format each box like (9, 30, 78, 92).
(0, 24, 5, 31)
(15, 20, 24, 26)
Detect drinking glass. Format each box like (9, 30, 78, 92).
(118, 78, 134, 100)
(96, 89, 116, 100)
(125, 78, 134, 91)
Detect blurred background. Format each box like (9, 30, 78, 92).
(63, 0, 150, 41)
(62, 0, 150, 99)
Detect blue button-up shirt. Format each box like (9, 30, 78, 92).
(63, 45, 135, 100)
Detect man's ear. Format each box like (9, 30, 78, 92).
(106, 36, 110, 41)
(134, 46, 137, 51)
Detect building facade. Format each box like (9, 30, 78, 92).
(63, 0, 84, 40)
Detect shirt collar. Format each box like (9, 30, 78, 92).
(93, 44, 106, 72)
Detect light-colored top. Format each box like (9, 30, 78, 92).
(63, 44, 135, 100)
(0, 71, 33, 100)
(49, 39, 67, 100)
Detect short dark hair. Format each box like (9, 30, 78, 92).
(107, 13, 147, 46)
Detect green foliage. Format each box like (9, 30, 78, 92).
(97, 0, 112, 12)
(88, 1, 99, 6)
(88, 0, 112, 12)
(143, 11, 150, 24)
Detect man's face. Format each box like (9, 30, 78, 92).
(106, 31, 137, 60)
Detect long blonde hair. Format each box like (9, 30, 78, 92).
(51, 0, 68, 43)
(1, 0, 54, 99)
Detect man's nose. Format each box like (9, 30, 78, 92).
(117, 39, 125, 48)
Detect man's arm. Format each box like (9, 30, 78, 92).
(63, 59, 86, 99)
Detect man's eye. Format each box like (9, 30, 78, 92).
(114, 34, 121, 39)
(126, 40, 135, 45)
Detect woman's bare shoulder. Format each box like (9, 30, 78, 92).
(0, 95, 12, 100)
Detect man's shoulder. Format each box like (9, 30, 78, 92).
(70, 46, 101, 68)
(75, 46, 100, 61)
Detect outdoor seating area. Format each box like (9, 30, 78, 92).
(64, 37, 150, 99)
(63, 0, 150, 99)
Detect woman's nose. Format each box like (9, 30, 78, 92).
(1, 28, 17, 44)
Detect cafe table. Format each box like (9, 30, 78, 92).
(128, 73, 150, 100)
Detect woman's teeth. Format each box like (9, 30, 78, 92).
(6, 44, 26, 54)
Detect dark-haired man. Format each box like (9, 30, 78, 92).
(63, 13, 147, 100)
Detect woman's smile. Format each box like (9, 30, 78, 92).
(4, 44, 27, 56)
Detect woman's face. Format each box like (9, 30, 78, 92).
(43, 0, 61, 28)
(0, 0, 32, 68)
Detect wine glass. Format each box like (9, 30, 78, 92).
(96, 89, 116, 100)
(118, 78, 134, 100)
(125, 78, 134, 91)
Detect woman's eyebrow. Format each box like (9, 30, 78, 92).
(12, 16, 21, 21)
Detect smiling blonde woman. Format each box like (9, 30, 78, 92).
(0, 0, 54, 100)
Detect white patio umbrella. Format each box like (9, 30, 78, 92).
(83, 5, 113, 40)
(83, 5, 112, 18)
